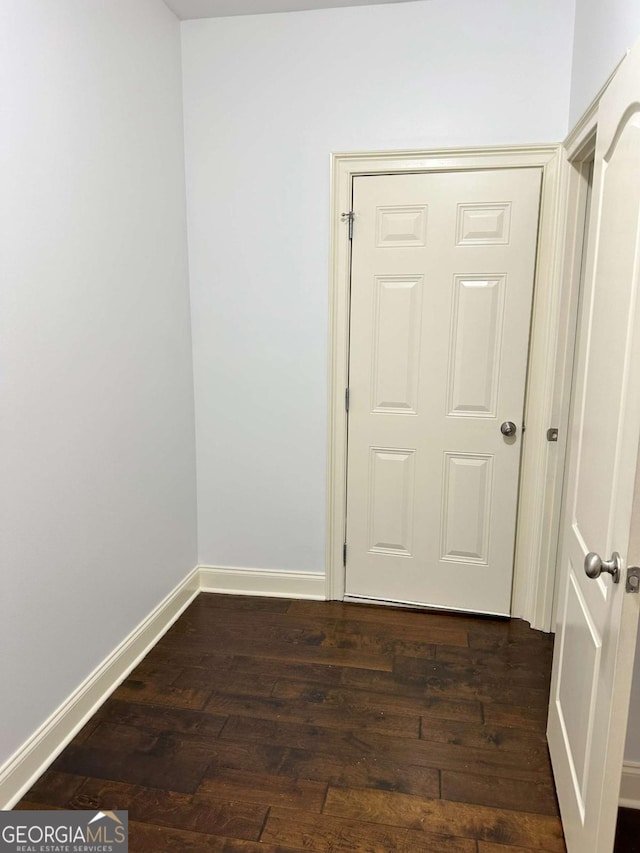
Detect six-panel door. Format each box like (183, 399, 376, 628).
(345, 168, 542, 614)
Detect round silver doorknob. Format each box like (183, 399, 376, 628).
(584, 551, 621, 583)
(500, 421, 517, 437)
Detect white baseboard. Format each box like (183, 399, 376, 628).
(0, 567, 200, 810)
(0, 564, 326, 809)
(620, 761, 640, 810)
(198, 565, 325, 600)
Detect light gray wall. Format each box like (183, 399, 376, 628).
(569, 0, 640, 127)
(0, 0, 197, 768)
(181, 0, 576, 574)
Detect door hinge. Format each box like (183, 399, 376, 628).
(341, 210, 354, 240)
(343, 542, 347, 567)
(627, 566, 640, 593)
(345, 387, 350, 412)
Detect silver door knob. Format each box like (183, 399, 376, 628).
(584, 551, 621, 583)
(500, 421, 517, 437)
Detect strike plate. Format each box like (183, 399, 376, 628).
(627, 566, 640, 594)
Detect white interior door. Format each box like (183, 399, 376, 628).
(345, 168, 541, 614)
(547, 42, 640, 853)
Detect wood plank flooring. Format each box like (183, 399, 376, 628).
(17, 594, 566, 852)
(615, 807, 640, 852)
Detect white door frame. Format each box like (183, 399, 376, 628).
(326, 145, 568, 630)
(549, 107, 599, 631)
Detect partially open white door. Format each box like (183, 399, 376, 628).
(345, 168, 541, 615)
(547, 42, 640, 853)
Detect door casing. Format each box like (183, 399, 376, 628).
(550, 112, 599, 631)
(327, 145, 567, 630)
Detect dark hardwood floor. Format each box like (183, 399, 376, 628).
(16, 593, 568, 852)
(616, 807, 640, 852)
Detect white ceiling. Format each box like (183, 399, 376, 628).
(163, 0, 416, 20)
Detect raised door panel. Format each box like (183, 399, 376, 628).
(371, 276, 424, 414)
(446, 275, 506, 418)
(376, 205, 428, 247)
(456, 202, 512, 245)
(574, 116, 640, 554)
(554, 567, 602, 819)
(367, 448, 415, 557)
(440, 452, 493, 564)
